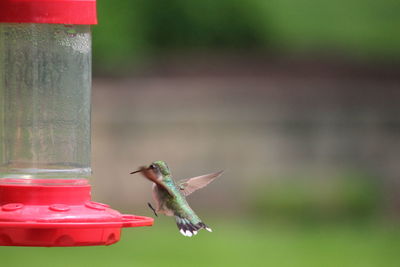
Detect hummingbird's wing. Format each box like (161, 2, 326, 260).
(139, 167, 174, 196)
(151, 184, 174, 216)
(178, 170, 223, 196)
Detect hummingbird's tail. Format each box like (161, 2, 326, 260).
(175, 216, 212, 237)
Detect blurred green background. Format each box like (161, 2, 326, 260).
(92, 0, 400, 72)
(3, 0, 400, 266)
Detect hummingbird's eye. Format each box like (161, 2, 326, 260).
(149, 164, 156, 169)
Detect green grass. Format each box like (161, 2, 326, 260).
(1, 219, 400, 267)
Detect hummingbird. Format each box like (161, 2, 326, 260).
(130, 161, 223, 237)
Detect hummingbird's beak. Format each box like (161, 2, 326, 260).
(130, 166, 151, 175)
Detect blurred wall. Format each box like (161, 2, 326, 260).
(91, 71, 400, 221)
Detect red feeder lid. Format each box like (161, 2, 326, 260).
(0, 0, 97, 25)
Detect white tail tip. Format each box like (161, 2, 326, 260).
(179, 229, 194, 237)
(185, 230, 193, 237)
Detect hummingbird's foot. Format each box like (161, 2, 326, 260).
(147, 202, 158, 217)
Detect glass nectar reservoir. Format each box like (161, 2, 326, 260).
(0, 24, 91, 183)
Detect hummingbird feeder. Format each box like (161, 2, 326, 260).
(0, 0, 153, 247)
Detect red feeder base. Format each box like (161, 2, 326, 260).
(0, 180, 153, 247)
